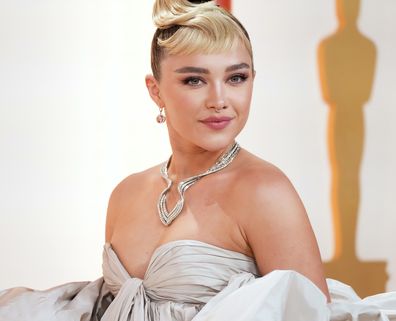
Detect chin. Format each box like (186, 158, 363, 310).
(195, 136, 238, 153)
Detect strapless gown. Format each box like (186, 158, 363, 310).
(0, 240, 395, 321)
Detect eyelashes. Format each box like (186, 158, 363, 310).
(229, 74, 249, 83)
(181, 73, 249, 86)
(182, 77, 204, 86)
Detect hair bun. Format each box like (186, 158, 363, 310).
(152, 0, 216, 29)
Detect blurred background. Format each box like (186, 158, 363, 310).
(0, 0, 395, 295)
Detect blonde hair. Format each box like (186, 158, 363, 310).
(151, 0, 253, 80)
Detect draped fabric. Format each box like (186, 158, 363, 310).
(1, 240, 396, 321)
(101, 240, 258, 321)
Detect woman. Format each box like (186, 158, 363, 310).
(1, 1, 395, 321)
(107, 0, 329, 297)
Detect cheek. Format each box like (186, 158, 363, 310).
(162, 91, 203, 127)
(165, 89, 203, 115)
(232, 88, 252, 113)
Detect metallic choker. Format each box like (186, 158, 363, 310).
(157, 142, 241, 226)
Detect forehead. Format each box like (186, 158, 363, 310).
(160, 42, 252, 73)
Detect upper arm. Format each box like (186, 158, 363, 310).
(241, 166, 330, 300)
(105, 184, 122, 242)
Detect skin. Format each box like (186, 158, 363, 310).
(105, 41, 330, 301)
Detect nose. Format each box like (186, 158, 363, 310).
(205, 82, 227, 112)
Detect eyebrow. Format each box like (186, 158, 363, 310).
(225, 63, 251, 72)
(174, 63, 251, 74)
(174, 66, 209, 74)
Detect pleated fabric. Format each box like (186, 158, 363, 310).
(1, 239, 396, 321)
(101, 240, 258, 321)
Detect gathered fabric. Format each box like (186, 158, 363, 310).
(1, 240, 395, 321)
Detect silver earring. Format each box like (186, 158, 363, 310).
(156, 107, 166, 123)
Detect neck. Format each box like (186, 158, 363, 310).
(166, 141, 236, 181)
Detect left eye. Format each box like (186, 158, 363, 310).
(229, 74, 248, 83)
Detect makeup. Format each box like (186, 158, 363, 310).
(200, 116, 233, 130)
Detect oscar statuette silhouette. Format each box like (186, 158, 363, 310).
(318, 0, 387, 297)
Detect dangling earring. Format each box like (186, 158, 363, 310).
(156, 107, 166, 123)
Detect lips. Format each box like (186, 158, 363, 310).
(200, 116, 234, 130)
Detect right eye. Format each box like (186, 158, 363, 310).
(182, 77, 205, 86)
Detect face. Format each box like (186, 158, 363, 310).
(146, 41, 254, 153)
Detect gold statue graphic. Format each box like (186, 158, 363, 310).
(318, 0, 387, 297)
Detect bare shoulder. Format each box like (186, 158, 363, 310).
(231, 149, 307, 239)
(233, 149, 296, 207)
(105, 164, 161, 241)
(233, 149, 330, 300)
(108, 165, 160, 202)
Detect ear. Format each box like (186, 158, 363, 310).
(145, 75, 164, 108)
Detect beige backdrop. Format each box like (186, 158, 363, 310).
(0, 0, 395, 293)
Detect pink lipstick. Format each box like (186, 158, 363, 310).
(200, 116, 233, 130)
